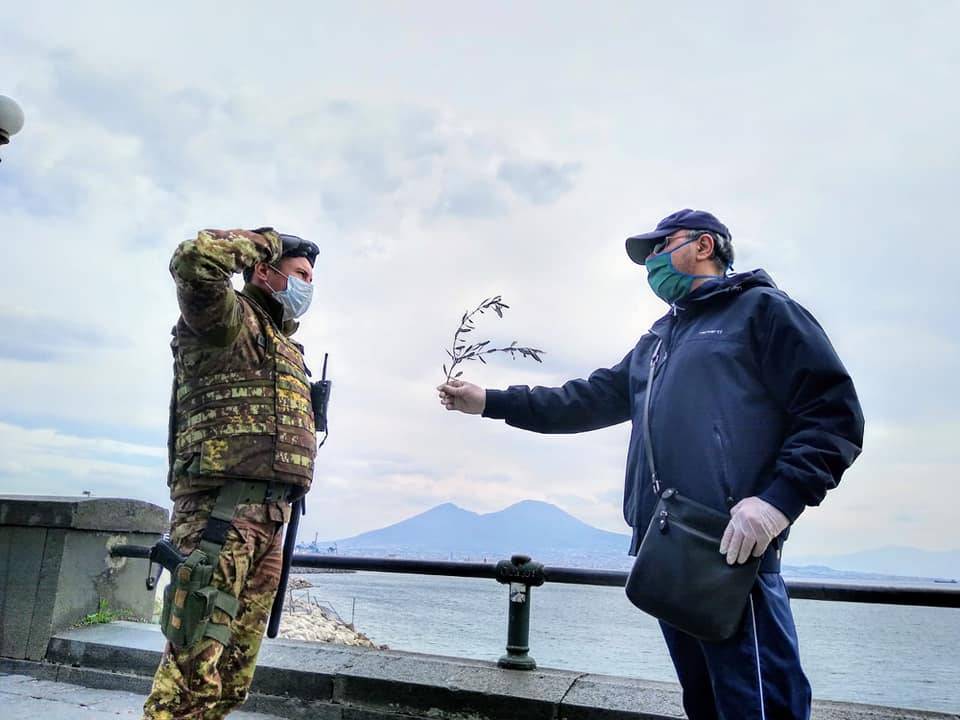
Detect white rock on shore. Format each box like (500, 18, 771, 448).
(277, 592, 383, 649)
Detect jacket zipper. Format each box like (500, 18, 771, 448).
(713, 424, 734, 504)
(642, 337, 664, 495)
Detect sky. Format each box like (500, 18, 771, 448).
(1, 2, 958, 559)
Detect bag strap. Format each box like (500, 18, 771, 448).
(642, 338, 664, 496)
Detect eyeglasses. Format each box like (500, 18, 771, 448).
(651, 233, 691, 255)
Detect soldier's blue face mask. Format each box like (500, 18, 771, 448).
(645, 234, 719, 305)
(269, 265, 313, 320)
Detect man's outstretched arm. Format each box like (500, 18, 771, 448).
(437, 348, 635, 434)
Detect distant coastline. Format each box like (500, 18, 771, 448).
(298, 500, 959, 583)
(295, 547, 955, 585)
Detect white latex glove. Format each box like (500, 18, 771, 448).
(719, 496, 789, 565)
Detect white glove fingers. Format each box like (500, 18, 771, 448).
(719, 521, 735, 555)
(752, 538, 771, 557)
(724, 529, 745, 565)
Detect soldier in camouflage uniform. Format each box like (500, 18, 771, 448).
(143, 227, 320, 720)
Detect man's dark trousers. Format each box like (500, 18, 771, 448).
(659, 574, 811, 720)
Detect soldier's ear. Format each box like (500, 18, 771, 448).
(252, 262, 269, 282)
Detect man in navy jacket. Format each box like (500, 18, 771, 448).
(437, 209, 864, 720)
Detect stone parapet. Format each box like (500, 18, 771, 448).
(0, 495, 167, 660)
(21, 622, 955, 720)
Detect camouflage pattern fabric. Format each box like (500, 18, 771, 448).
(146, 228, 313, 718)
(170, 228, 282, 346)
(143, 493, 284, 719)
(167, 228, 316, 500)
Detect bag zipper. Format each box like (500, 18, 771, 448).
(665, 488, 731, 519)
(659, 512, 720, 543)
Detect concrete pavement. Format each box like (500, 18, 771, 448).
(0, 673, 283, 719)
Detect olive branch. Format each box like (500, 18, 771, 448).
(443, 296, 545, 383)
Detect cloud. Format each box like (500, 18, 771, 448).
(430, 179, 505, 219)
(0, 306, 118, 362)
(0, 421, 168, 509)
(498, 160, 581, 205)
(1, 3, 959, 554)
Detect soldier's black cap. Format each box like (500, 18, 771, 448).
(278, 233, 319, 267)
(253, 227, 320, 267)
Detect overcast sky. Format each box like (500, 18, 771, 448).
(1, 2, 958, 559)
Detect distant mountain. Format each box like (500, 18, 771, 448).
(786, 546, 959, 581)
(312, 502, 959, 581)
(323, 500, 631, 558)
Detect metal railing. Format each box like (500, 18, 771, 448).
(111, 545, 960, 670)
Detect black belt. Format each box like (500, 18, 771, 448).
(200, 481, 296, 555)
(230, 480, 297, 505)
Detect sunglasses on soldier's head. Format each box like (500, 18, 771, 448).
(279, 234, 320, 265)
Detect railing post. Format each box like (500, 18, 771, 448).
(495, 554, 544, 670)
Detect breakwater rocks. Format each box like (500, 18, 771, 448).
(277, 579, 384, 649)
(289, 566, 356, 574)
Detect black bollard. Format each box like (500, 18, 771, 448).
(495, 554, 545, 670)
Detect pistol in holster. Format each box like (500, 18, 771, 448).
(153, 483, 269, 649)
(159, 547, 238, 649)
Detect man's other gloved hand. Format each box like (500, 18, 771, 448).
(719, 496, 789, 565)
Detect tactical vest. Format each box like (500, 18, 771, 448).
(167, 294, 316, 495)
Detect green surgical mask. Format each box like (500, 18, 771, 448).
(645, 237, 718, 304)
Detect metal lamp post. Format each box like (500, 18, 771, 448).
(0, 95, 25, 162)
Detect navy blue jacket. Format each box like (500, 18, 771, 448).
(483, 270, 864, 552)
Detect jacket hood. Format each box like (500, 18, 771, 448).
(685, 269, 778, 304)
(672, 268, 779, 309)
(649, 269, 777, 333)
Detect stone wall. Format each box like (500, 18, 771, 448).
(0, 495, 167, 660)
(1, 623, 948, 720)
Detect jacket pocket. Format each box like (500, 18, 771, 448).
(712, 423, 734, 504)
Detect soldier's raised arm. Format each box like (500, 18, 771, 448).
(170, 227, 281, 345)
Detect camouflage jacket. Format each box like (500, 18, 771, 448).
(167, 229, 316, 503)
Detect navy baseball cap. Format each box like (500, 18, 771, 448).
(625, 209, 731, 265)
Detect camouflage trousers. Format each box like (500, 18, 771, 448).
(143, 492, 286, 719)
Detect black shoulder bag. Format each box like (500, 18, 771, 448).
(624, 339, 761, 642)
